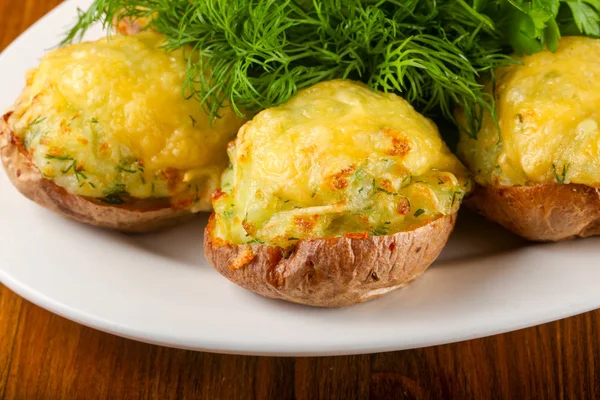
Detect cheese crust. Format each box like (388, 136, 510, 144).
(6, 32, 245, 211)
(212, 80, 471, 247)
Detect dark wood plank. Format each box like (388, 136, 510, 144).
(0, 0, 64, 51)
(371, 310, 600, 400)
(0, 286, 23, 399)
(0, 0, 60, 396)
(3, 297, 297, 400)
(294, 356, 371, 400)
(5, 296, 599, 400)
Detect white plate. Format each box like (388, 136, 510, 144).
(1, 0, 599, 357)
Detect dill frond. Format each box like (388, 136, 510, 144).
(64, 0, 600, 135)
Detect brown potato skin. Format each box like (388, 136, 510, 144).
(0, 115, 193, 233)
(204, 213, 457, 307)
(466, 184, 600, 242)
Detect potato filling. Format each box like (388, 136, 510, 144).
(212, 80, 471, 247)
(458, 37, 600, 188)
(7, 32, 245, 209)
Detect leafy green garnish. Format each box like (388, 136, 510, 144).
(64, 0, 600, 136)
(414, 209, 425, 217)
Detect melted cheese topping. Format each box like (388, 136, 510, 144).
(8, 32, 245, 209)
(458, 36, 600, 187)
(213, 80, 471, 247)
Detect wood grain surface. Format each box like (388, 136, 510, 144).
(1, 1, 600, 399)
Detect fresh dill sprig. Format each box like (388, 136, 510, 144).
(64, 0, 600, 135)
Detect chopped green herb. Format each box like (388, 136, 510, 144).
(190, 115, 197, 127)
(451, 191, 459, 207)
(247, 238, 265, 245)
(376, 187, 398, 196)
(117, 165, 137, 174)
(27, 117, 47, 129)
(553, 163, 569, 184)
(46, 155, 74, 161)
(354, 168, 367, 181)
(414, 209, 425, 217)
(371, 226, 389, 236)
(288, 237, 300, 241)
(400, 174, 413, 188)
(74, 169, 87, 182)
(62, 162, 75, 174)
(194, 184, 200, 203)
(100, 194, 125, 205)
(103, 184, 127, 196)
(100, 184, 129, 204)
(91, 118, 98, 124)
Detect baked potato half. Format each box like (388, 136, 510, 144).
(1, 32, 245, 232)
(457, 37, 600, 241)
(205, 80, 472, 307)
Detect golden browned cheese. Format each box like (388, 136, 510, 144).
(458, 36, 600, 188)
(212, 80, 471, 247)
(7, 32, 245, 210)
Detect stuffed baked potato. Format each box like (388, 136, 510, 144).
(205, 80, 472, 307)
(458, 37, 600, 241)
(0, 32, 245, 232)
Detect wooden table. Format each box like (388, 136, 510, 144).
(1, 1, 600, 399)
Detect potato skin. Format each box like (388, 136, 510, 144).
(1, 114, 192, 233)
(204, 213, 457, 307)
(466, 184, 600, 242)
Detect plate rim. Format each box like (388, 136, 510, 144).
(1, 0, 599, 357)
